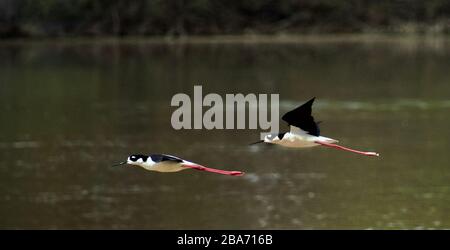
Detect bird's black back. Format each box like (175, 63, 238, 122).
(281, 97, 320, 136)
(150, 154, 184, 163)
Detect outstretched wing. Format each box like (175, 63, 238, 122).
(150, 154, 184, 163)
(281, 97, 320, 136)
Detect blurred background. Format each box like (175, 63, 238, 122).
(0, 1, 449, 229)
(1, 0, 450, 37)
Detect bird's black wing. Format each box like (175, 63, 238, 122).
(150, 154, 184, 163)
(281, 97, 320, 136)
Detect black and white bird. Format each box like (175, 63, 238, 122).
(252, 97, 379, 157)
(113, 154, 245, 176)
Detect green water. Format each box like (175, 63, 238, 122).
(0, 36, 449, 229)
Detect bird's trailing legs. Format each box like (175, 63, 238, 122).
(182, 164, 245, 176)
(315, 141, 379, 157)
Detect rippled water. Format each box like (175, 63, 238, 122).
(0, 36, 449, 229)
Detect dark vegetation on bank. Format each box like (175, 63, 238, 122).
(1, 0, 450, 39)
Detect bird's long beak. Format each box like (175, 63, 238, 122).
(249, 140, 264, 145)
(112, 161, 127, 167)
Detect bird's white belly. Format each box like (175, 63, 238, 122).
(274, 134, 319, 148)
(147, 162, 186, 172)
(278, 138, 319, 148)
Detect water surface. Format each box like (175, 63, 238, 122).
(0, 36, 449, 229)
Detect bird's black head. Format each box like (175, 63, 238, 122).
(112, 154, 149, 167)
(128, 154, 149, 163)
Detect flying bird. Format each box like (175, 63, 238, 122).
(113, 154, 245, 176)
(251, 97, 379, 157)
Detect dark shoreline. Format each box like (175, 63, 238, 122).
(1, 1, 450, 39)
(1, 33, 450, 46)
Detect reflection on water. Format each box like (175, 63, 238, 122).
(0, 37, 449, 229)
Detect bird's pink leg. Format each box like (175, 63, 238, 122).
(315, 141, 379, 157)
(182, 164, 245, 176)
